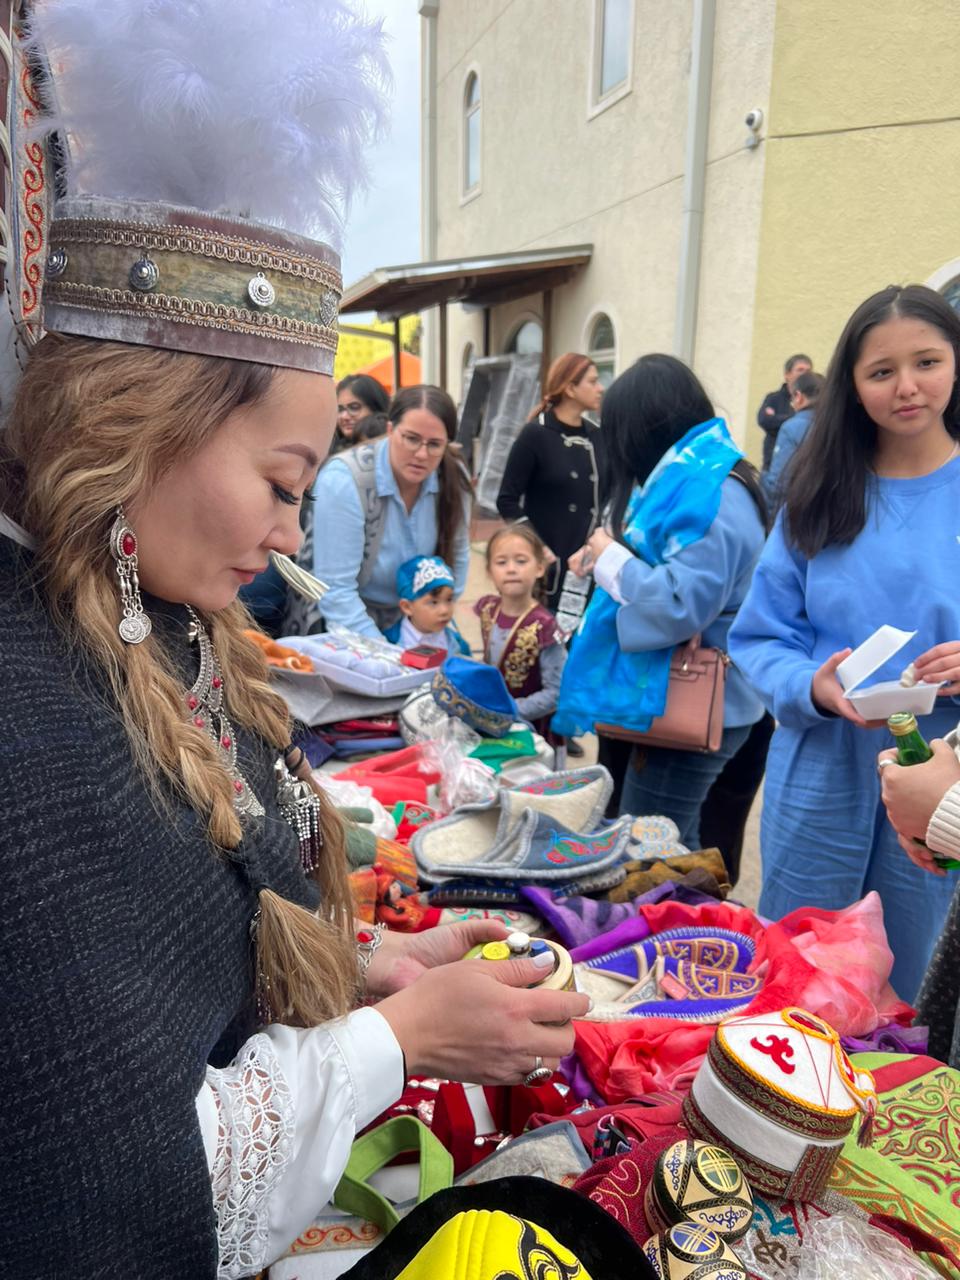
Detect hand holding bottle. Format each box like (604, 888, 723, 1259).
(878, 738, 960, 875)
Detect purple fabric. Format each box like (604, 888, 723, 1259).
(520, 882, 676, 949)
(841, 1024, 930, 1055)
(570, 916, 654, 963)
(558, 1051, 601, 1104)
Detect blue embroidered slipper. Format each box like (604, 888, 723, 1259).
(412, 766, 615, 885)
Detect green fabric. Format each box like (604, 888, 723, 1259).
(339, 807, 378, 868)
(333, 1116, 454, 1234)
(829, 1053, 960, 1277)
(468, 729, 537, 774)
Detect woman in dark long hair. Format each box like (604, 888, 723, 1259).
(730, 284, 960, 1002)
(311, 384, 472, 637)
(496, 352, 605, 612)
(333, 372, 390, 451)
(554, 353, 767, 849)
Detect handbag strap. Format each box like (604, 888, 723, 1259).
(332, 1115, 454, 1234)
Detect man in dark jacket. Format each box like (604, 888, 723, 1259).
(756, 352, 812, 470)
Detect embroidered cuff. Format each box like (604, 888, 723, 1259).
(327, 1006, 405, 1130)
(593, 542, 633, 605)
(926, 781, 960, 860)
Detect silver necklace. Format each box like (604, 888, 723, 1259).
(185, 606, 264, 819)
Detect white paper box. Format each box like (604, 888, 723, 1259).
(837, 624, 943, 719)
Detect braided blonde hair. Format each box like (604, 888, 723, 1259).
(1, 333, 357, 1024)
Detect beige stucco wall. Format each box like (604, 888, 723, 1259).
(427, 0, 776, 445)
(747, 0, 960, 461)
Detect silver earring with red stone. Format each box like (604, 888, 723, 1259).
(109, 506, 152, 644)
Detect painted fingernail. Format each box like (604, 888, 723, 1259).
(533, 949, 555, 967)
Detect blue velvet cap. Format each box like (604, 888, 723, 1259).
(396, 555, 455, 602)
(431, 656, 519, 738)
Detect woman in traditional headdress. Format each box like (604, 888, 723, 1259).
(1, 4, 587, 1275)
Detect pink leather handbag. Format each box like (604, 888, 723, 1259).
(596, 637, 729, 754)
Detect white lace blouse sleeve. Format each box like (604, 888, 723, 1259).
(196, 1006, 404, 1280)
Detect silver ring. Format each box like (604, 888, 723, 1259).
(877, 758, 896, 772)
(522, 1056, 553, 1087)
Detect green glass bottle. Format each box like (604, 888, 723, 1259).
(887, 713, 960, 870)
(888, 712, 934, 766)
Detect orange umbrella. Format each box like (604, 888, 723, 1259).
(354, 349, 421, 394)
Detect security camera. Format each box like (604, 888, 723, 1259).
(745, 109, 764, 132)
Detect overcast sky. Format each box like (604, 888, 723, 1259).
(340, 7, 421, 289)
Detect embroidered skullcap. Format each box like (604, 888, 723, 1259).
(431, 657, 518, 739)
(396, 556, 455, 603)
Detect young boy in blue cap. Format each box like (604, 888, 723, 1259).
(385, 555, 472, 657)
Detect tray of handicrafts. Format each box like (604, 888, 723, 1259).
(273, 629, 435, 698)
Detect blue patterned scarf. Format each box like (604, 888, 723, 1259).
(552, 417, 742, 737)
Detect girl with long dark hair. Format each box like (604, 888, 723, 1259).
(553, 354, 767, 848)
(730, 284, 960, 1002)
(311, 384, 472, 637)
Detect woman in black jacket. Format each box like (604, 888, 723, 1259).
(497, 352, 604, 612)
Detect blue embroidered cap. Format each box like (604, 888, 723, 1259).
(396, 555, 456, 603)
(431, 656, 518, 738)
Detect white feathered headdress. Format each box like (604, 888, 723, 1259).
(0, 0, 392, 376)
(28, 0, 391, 248)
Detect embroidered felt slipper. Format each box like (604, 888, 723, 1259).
(415, 807, 633, 884)
(411, 765, 612, 875)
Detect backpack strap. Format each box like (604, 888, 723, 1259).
(340, 442, 389, 591)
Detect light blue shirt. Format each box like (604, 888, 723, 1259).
(312, 438, 471, 638)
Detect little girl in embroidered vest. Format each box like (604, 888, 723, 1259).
(475, 525, 567, 730)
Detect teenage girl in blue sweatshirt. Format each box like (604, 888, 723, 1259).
(729, 285, 960, 1003)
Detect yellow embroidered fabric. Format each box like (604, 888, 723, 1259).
(394, 1210, 591, 1280)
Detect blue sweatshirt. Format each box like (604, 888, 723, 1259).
(729, 457, 960, 729)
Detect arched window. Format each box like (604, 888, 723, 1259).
(463, 72, 481, 195)
(588, 312, 616, 387)
(505, 319, 543, 356)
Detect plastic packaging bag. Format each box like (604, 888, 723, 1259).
(795, 1213, 939, 1280)
(420, 719, 498, 813)
(310, 773, 398, 840)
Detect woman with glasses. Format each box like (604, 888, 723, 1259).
(312, 385, 472, 637)
(334, 373, 390, 453)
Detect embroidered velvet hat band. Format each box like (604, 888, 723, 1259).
(42, 199, 343, 374)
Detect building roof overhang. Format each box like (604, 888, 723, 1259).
(341, 244, 593, 319)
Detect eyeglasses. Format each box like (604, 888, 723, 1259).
(396, 430, 447, 457)
(338, 401, 365, 416)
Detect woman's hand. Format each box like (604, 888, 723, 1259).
(365, 919, 509, 998)
(810, 649, 871, 725)
(586, 527, 614, 560)
(568, 528, 613, 577)
(911, 641, 960, 696)
(878, 739, 960, 876)
(376, 955, 591, 1085)
(895, 830, 946, 876)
